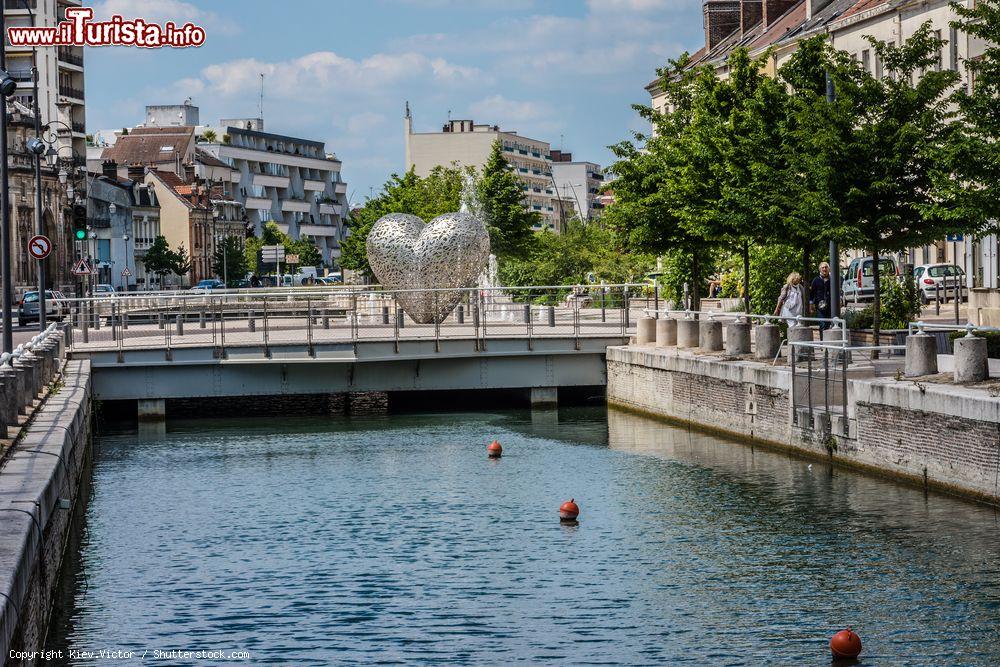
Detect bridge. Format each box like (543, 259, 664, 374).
(63, 285, 646, 411)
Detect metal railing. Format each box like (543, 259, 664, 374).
(62, 284, 647, 357)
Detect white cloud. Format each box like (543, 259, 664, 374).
(92, 0, 239, 35)
(468, 95, 549, 124)
(586, 0, 695, 12)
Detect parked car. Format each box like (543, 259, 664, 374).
(841, 256, 899, 303)
(912, 263, 967, 304)
(191, 279, 225, 292)
(94, 284, 116, 297)
(17, 290, 68, 326)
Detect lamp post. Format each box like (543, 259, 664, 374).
(826, 71, 841, 319)
(0, 9, 15, 351)
(122, 233, 131, 292)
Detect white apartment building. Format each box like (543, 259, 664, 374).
(200, 122, 349, 268)
(404, 106, 573, 233)
(647, 0, 998, 288)
(4, 0, 85, 164)
(550, 153, 606, 223)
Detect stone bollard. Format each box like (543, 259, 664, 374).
(523, 304, 531, 325)
(725, 321, 751, 356)
(699, 320, 723, 352)
(786, 324, 814, 362)
(158, 312, 165, 329)
(176, 315, 184, 336)
(954, 335, 989, 383)
(636, 317, 656, 345)
(323, 313, 330, 329)
(656, 317, 677, 347)
(0, 367, 15, 438)
(677, 318, 700, 348)
(248, 311, 256, 332)
(397, 310, 405, 329)
(382, 306, 390, 325)
(755, 323, 781, 360)
(457, 305, 464, 324)
(904, 333, 938, 377)
(200, 310, 206, 328)
(548, 306, 556, 328)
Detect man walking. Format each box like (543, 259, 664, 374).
(811, 262, 832, 330)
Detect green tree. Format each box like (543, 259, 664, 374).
(142, 235, 175, 288)
(171, 244, 192, 277)
(288, 236, 322, 267)
(477, 140, 537, 258)
(937, 0, 1000, 234)
(200, 129, 217, 143)
(212, 236, 248, 286)
(785, 26, 961, 340)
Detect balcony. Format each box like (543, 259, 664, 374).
(245, 197, 271, 210)
(58, 84, 84, 101)
(72, 120, 85, 133)
(334, 181, 347, 195)
(5, 0, 35, 10)
(319, 203, 338, 216)
(252, 173, 289, 189)
(57, 47, 83, 67)
(303, 179, 325, 191)
(88, 215, 110, 228)
(281, 198, 312, 213)
(8, 70, 32, 82)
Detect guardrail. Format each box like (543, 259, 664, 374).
(63, 284, 648, 357)
(0, 323, 64, 439)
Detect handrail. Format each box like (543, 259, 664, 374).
(908, 320, 1000, 337)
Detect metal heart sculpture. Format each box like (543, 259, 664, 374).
(366, 211, 491, 324)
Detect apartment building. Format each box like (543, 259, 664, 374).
(4, 0, 85, 163)
(404, 106, 575, 233)
(550, 151, 606, 223)
(646, 0, 997, 288)
(199, 122, 349, 269)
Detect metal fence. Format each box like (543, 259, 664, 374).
(62, 284, 648, 356)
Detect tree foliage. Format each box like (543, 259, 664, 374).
(142, 235, 190, 286)
(477, 140, 538, 258)
(245, 222, 324, 275)
(211, 235, 249, 286)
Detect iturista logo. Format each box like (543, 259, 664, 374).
(7, 7, 206, 48)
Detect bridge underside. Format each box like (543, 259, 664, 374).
(73, 336, 620, 401)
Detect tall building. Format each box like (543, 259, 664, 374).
(550, 151, 605, 223)
(199, 121, 349, 269)
(404, 105, 574, 233)
(5, 0, 86, 163)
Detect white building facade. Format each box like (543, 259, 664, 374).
(550, 157, 605, 223)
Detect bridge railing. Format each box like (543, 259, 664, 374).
(61, 284, 649, 354)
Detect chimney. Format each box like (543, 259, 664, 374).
(763, 0, 798, 27)
(127, 164, 145, 182)
(704, 1, 741, 51)
(182, 162, 195, 183)
(741, 0, 763, 32)
(805, 0, 833, 20)
(102, 159, 118, 179)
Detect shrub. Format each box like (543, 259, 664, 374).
(948, 331, 1000, 359)
(719, 270, 743, 298)
(879, 276, 922, 329)
(749, 244, 801, 315)
(843, 306, 874, 330)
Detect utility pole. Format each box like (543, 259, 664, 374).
(826, 71, 840, 319)
(1, 8, 14, 353)
(32, 61, 46, 330)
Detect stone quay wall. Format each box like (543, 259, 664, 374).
(607, 346, 1000, 505)
(0, 359, 92, 666)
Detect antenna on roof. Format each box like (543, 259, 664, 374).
(447, 109, 451, 121)
(259, 73, 265, 122)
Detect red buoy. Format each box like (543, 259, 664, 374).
(559, 498, 579, 521)
(829, 628, 862, 659)
(487, 440, 502, 458)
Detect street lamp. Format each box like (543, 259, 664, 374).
(122, 233, 131, 292)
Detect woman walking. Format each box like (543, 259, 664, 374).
(775, 272, 807, 320)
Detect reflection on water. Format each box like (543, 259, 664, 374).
(46, 407, 1000, 665)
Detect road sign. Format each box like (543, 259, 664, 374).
(285, 254, 300, 264)
(71, 259, 91, 276)
(260, 244, 285, 262)
(946, 233, 964, 242)
(27, 234, 52, 260)
(121, 266, 132, 278)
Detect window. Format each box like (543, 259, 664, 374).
(928, 265, 964, 277)
(933, 30, 942, 71)
(949, 26, 959, 72)
(861, 49, 870, 72)
(874, 50, 883, 80)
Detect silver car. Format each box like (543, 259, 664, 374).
(17, 290, 67, 326)
(912, 263, 967, 304)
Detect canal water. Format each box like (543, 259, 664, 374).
(47, 407, 1000, 665)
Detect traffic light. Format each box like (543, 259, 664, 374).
(72, 204, 86, 240)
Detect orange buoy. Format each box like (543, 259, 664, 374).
(829, 628, 862, 659)
(559, 498, 580, 521)
(487, 440, 502, 458)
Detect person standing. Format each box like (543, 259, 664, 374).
(811, 262, 832, 330)
(775, 272, 807, 320)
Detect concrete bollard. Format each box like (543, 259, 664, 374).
(323, 313, 330, 329)
(699, 320, 723, 352)
(200, 310, 206, 328)
(158, 312, 165, 329)
(755, 323, 781, 360)
(457, 305, 464, 324)
(786, 324, 814, 361)
(176, 315, 184, 336)
(636, 317, 656, 345)
(954, 335, 989, 383)
(248, 311, 256, 332)
(904, 333, 938, 377)
(382, 306, 390, 325)
(548, 306, 556, 328)
(656, 317, 677, 347)
(725, 321, 751, 356)
(397, 310, 405, 329)
(677, 318, 700, 349)
(523, 304, 531, 325)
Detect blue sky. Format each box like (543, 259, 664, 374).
(85, 0, 703, 203)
